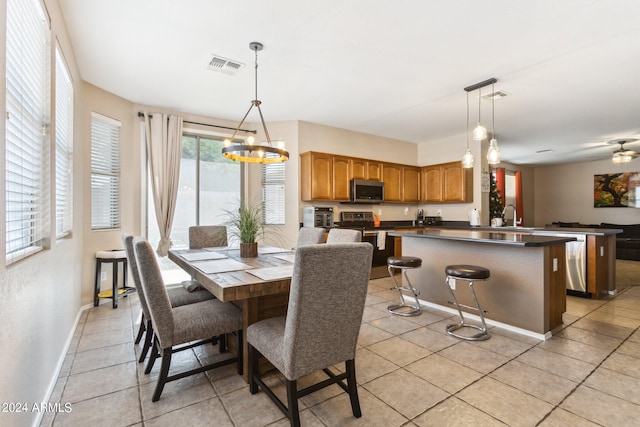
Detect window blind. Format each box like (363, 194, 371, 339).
(91, 113, 121, 230)
(55, 48, 73, 238)
(262, 153, 285, 225)
(5, 0, 50, 262)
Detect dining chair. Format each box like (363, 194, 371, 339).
(295, 226, 326, 247)
(122, 234, 215, 363)
(247, 242, 374, 426)
(133, 237, 243, 402)
(182, 225, 229, 291)
(326, 228, 362, 243)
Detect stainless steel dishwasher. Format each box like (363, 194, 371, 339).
(536, 231, 587, 296)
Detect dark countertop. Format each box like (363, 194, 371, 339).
(388, 229, 577, 247)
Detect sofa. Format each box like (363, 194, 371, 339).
(550, 222, 640, 261)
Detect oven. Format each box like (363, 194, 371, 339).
(340, 211, 396, 279)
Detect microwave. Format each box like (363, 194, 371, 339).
(348, 179, 384, 204)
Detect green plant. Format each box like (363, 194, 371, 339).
(489, 171, 504, 220)
(222, 199, 266, 244)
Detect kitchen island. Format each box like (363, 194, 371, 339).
(388, 229, 576, 339)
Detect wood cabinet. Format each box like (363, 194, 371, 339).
(367, 161, 383, 181)
(301, 152, 333, 201)
(382, 163, 403, 202)
(421, 161, 473, 203)
(332, 156, 351, 201)
(402, 166, 420, 202)
(351, 158, 382, 181)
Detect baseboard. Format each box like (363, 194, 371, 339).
(32, 302, 93, 427)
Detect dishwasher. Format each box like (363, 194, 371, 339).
(536, 232, 587, 297)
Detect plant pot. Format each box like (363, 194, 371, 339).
(240, 242, 258, 258)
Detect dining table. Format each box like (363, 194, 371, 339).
(168, 245, 296, 381)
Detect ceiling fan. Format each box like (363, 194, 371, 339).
(611, 139, 638, 163)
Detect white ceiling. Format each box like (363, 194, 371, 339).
(58, 0, 640, 166)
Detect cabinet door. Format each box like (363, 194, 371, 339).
(421, 165, 443, 203)
(402, 166, 420, 202)
(367, 161, 383, 181)
(332, 156, 351, 201)
(443, 161, 471, 202)
(382, 163, 402, 202)
(351, 158, 368, 180)
(301, 152, 333, 201)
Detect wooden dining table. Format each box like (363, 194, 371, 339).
(168, 246, 295, 381)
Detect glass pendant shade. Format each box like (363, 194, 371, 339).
(612, 152, 632, 163)
(462, 148, 475, 168)
(473, 123, 487, 140)
(487, 138, 501, 165)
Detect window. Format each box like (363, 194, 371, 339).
(55, 48, 73, 238)
(91, 113, 121, 230)
(147, 134, 241, 249)
(262, 154, 285, 225)
(5, 0, 50, 263)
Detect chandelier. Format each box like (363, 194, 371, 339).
(462, 78, 499, 168)
(611, 140, 638, 163)
(222, 42, 289, 163)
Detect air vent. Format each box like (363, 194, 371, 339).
(483, 90, 508, 100)
(206, 54, 244, 76)
(536, 149, 553, 154)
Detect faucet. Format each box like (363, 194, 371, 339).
(502, 204, 520, 227)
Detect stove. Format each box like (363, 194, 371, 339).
(339, 211, 395, 279)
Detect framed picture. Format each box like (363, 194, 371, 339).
(594, 172, 640, 208)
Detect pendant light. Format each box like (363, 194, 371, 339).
(461, 91, 475, 168)
(222, 42, 289, 163)
(472, 87, 487, 141)
(486, 81, 501, 165)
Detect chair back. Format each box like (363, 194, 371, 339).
(296, 227, 325, 247)
(122, 234, 151, 321)
(283, 242, 373, 379)
(189, 225, 228, 249)
(326, 228, 362, 243)
(133, 237, 175, 348)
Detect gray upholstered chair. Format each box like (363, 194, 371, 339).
(326, 228, 362, 243)
(122, 234, 214, 363)
(133, 237, 243, 402)
(182, 225, 228, 291)
(247, 242, 373, 426)
(295, 227, 325, 247)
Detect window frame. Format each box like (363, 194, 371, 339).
(55, 46, 74, 239)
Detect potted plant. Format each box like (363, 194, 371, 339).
(222, 199, 266, 257)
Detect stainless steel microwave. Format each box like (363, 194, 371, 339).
(348, 179, 384, 204)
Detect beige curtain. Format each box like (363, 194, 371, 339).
(144, 113, 183, 256)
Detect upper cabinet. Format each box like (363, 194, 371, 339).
(421, 161, 473, 203)
(300, 152, 333, 201)
(382, 163, 402, 202)
(402, 166, 420, 203)
(332, 155, 351, 201)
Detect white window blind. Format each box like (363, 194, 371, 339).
(262, 154, 285, 225)
(55, 48, 73, 238)
(5, 0, 50, 263)
(91, 113, 121, 230)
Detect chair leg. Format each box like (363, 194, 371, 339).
(345, 359, 362, 418)
(134, 313, 146, 344)
(145, 336, 160, 374)
(219, 333, 228, 353)
(139, 320, 154, 363)
(152, 347, 172, 402)
(112, 261, 118, 309)
(236, 330, 243, 376)
(248, 344, 259, 394)
(94, 259, 101, 307)
(285, 379, 301, 427)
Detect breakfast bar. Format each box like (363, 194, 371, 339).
(389, 229, 576, 339)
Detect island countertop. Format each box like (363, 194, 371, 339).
(388, 229, 576, 247)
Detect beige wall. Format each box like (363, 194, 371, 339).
(534, 157, 640, 226)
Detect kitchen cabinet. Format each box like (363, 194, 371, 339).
(421, 161, 473, 203)
(382, 163, 402, 202)
(332, 155, 351, 201)
(402, 166, 420, 202)
(351, 158, 382, 181)
(367, 161, 383, 181)
(301, 152, 333, 201)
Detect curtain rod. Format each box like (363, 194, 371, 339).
(137, 112, 256, 134)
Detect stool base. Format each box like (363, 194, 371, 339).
(387, 265, 421, 317)
(445, 323, 489, 341)
(445, 275, 490, 341)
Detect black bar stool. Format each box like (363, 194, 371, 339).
(387, 256, 422, 316)
(94, 249, 134, 309)
(444, 264, 490, 341)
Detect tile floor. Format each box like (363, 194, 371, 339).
(42, 277, 640, 427)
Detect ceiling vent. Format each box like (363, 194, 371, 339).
(206, 54, 244, 76)
(483, 90, 508, 100)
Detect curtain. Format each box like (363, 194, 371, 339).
(495, 167, 506, 206)
(145, 113, 183, 256)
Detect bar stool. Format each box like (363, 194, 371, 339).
(94, 250, 135, 309)
(387, 256, 422, 316)
(444, 264, 490, 341)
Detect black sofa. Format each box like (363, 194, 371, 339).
(551, 222, 640, 261)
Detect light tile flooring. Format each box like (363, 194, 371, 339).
(42, 277, 640, 427)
